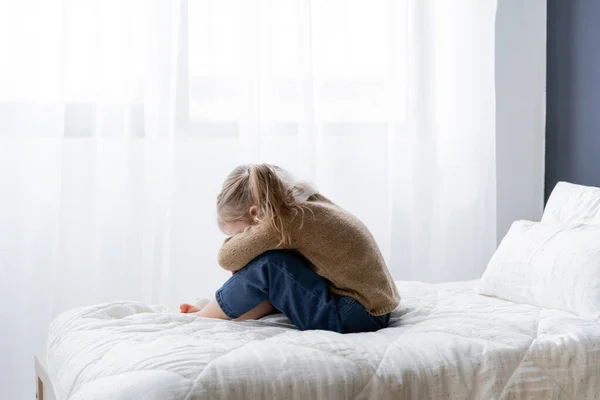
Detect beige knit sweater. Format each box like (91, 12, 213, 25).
(218, 198, 400, 316)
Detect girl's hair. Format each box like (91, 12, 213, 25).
(217, 164, 322, 245)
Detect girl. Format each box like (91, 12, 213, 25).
(180, 164, 399, 333)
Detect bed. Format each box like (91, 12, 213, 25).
(37, 279, 600, 400)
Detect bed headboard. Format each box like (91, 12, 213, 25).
(545, 0, 600, 200)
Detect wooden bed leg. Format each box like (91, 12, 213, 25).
(37, 376, 44, 400)
(35, 354, 56, 400)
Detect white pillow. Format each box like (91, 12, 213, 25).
(477, 220, 600, 318)
(543, 181, 600, 224)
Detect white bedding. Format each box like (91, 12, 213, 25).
(47, 281, 600, 400)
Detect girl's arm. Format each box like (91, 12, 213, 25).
(218, 222, 283, 272)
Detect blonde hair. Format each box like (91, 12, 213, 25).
(217, 164, 322, 245)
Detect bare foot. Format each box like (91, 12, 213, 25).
(180, 303, 201, 314)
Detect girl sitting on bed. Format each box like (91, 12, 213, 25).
(179, 164, 399, 333)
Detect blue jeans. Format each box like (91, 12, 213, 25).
(215, 250, 390, 333)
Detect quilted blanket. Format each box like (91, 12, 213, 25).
(47, 281, 600, 399)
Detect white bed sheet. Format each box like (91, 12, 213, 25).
(47, 281, 600, 400)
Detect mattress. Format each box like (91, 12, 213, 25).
(46, 281, 600, 400)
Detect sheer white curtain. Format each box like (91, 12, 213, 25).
(0, 0, 530, 398)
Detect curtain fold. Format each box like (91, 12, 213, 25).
(0, 1, 546, 398)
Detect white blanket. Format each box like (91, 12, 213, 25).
(47, 281, 600, 400)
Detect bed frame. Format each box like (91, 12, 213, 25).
(35, 354, 57, 400)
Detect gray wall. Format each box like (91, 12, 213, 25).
(546, 0, 600, 199)
(495, 0, 546, 239)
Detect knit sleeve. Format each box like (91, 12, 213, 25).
(218, 223, 284, 272)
